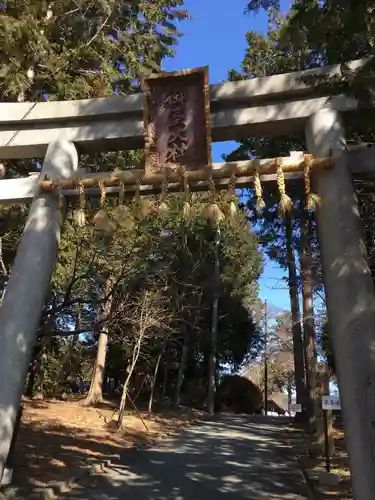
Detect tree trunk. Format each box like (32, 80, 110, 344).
(174, 329, 189, 407)
(287, 378, 292, 415)
(83, 331, 108, 405)
(83, 279, 113, 406)
(59, 304, 82, 390)
(117, 372, 132, 427)
(300, 209, 317, 430)
(174, 223, 190, 408)
(118, 352, 140, 426)
(33, 339, 50, 400)
(208, 225, 220, 416)
(161, 351, 170, 404)
(25, 370, 35, 398)
(149, 346, 165, 413)
(264, 299, 268, 415)
(285, 214, 306, 413)
(25, 342, 41, 398)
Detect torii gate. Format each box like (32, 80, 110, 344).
(0, 62, 375, 500)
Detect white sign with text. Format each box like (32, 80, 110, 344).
(289, 403, 302, 413)
(322, 395, 341, 410)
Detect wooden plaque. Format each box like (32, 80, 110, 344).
(142, 67, 212, 174)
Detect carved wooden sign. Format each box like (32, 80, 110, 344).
(141, 67, 212, 174)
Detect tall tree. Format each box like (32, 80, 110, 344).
(225, 8, 323, 416)
(0, 1, 188, 102)
(0, 0, 189, 404)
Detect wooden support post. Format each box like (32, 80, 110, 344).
(0, 141, 78, 482)
(306, 108, 375, 500)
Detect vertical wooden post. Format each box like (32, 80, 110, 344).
(306, 109, 375, 500)
(0, 141, 78, 482)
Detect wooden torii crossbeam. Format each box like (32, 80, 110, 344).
(0, 59, 366, 160)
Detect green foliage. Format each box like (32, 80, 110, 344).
(267, 312, 294, 392)
(0, 0, 264, 408)
(26, 193, 262, 400)
(244, 0, 375, 132)
(230, 0, 375, 387)
(216, 374, 263, 413)
(0, 0, 187, 101)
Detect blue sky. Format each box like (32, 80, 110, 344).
(163, 0, 291, 311)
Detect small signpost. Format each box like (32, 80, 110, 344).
(322, 394, 341, 472)
(322, 395, 341, 411)
(289, 403, 302, 413)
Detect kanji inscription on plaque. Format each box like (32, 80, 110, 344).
(142, 67, 212, 174)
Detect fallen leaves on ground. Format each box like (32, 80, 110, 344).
(290, 419, 352, 500)
(13, 397, 204, 492)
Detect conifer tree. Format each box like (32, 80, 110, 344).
(0, 1, 187, 101)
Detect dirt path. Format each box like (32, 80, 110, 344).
(12, 399, 202, 492)
(62, 415, 308, 499)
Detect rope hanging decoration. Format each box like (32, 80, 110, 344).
(51, 178, 65, 226)
(94, 181, 115, 234)
(180, 166, 192, 221)
(73, 180, 86, 228)
(227, 169, 237, 221)
(253, 159, 266, 214)
(276, 158, 293, 215)
(303, 155, 320, 211)
(134, 179, 151, 220)
(157, 167, 170, 216)
(206, 169, 224, 225)
(114, 179, 135, 231)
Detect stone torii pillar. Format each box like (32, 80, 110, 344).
(0, 141, 78, 482)
(306, 109, 375, 500)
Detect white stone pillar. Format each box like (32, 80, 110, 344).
(306, 109, 375, 500)
(0, 141, 78, 481)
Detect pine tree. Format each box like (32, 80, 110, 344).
(0, 1, 187, 101)
(225, 10, 317, 418)
(0, 0, 189, 403)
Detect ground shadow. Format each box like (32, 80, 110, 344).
(51, 415, 308, 500)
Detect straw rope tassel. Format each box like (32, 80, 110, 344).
(52, 179, 65, 226)
(118, 180, 125, 206)
(94, 181, 115, 233)
(158, 168, 169, 215)
(207, 170, 224, 224)
(114, 181, 135, 231)
(99, 180, 106, 209)
(228, 170, 237, 221)
(276, 158, 293, 215)
(180, 166, 192, 220)
(135, 179, 141, 206)
(253, 159, 265, 214)
(134, 179, 151, 220)
(304, 156, 320, 211)
(73, 181, 86, 228)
